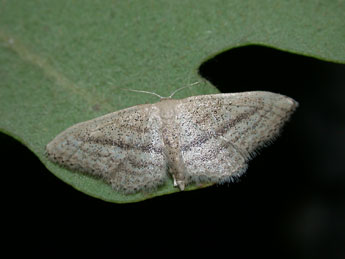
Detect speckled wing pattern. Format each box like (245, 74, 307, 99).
(175, 92, 298, 186)
(46, 91, 298, 194)
(46, 104, 168, 193)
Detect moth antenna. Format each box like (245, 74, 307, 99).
(122, 88, 164, 99)
(168, 81, 200, 98)
(122, 81, 200, 100)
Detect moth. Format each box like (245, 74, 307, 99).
(46, 90, 298, 194)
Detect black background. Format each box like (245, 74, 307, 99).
(2, 45, 345, 258)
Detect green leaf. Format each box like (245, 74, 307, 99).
(1, 0, 344, 203)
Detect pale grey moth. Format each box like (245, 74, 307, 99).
(46, 91, 298, 194)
